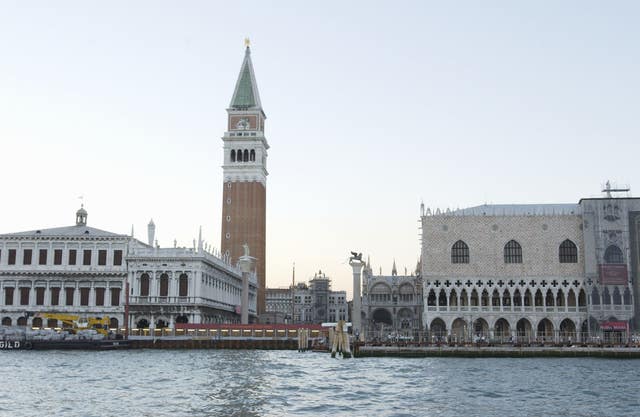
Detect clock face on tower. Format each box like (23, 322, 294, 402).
(236, 118, 250, 130)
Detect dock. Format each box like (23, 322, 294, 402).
(354, 344, 640, 359)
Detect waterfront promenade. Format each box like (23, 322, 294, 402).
(355, 344, 640, 358)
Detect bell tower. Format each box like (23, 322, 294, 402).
(221, 41, 268, 315)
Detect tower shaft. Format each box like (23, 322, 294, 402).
(220, 45, 269, 315)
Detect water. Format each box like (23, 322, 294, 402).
(1, 350, 639, 417)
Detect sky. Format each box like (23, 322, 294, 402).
(1, 1, 639, 297)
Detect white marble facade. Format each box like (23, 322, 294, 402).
(0, 207, 258, 330)
(421, 195, 639, 342)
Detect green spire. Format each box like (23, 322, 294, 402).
(230, 46, 262, 110)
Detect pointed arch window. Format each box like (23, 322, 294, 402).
(451, 240, 469, 264)
(243, 149, 249, 162)
(604, 245, 624, 264)
(250, 149, 256, 162)
(237, 149, 243, 162)
(559, 239, 578, 263)
(230, 149, 236, 162)
(504, 240, 522, 264)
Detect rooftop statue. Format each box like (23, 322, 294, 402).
(350, 251, 362, 261)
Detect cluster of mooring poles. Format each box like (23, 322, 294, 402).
(330, 320, 352, 358)
(297, 328, 310, 352)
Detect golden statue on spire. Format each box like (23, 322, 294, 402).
(244, 37, 251, 47)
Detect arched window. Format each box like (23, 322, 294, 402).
(470, 289, 479, 306)
(534, 289, 543, 307)
(513, 289, 522, 306)
(140, 273, 150, 297)
(502, 289, 511, 306)
(179, 274, 188, 297)
(504, 240, 522, 264)
(559, 239, 578, 263)
(159, 273, 169, 297)
(243, 149, 249, 162)
(604, 245, 624, 264)
(578, 289, 587, 306)
(460, 289, 468, 306)
(451, 240, 469, 264)
(230, 149, 236, 162)
(449, 289, 458, 307)
(481, 289, 489, 306)
(492, 289, 500, 307)
(612, 287, 622, 305)
(427, 290, 436, 306)
(250, 149, 255, 162)
(545, 289, 554, 306)
(237, 149, 243, 162)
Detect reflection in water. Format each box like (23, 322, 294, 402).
(0, 350, 639, 416)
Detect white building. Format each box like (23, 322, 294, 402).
(0, 207, 258, 330)
(0, 207, 128, 329)
(421, 186, 639, 343)
(127, 223, 258, 328)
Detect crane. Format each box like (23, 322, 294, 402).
(35, 313, 110, 336)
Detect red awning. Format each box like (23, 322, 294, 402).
(600, 321, 628, 331)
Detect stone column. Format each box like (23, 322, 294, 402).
(349, 257, 365, 342)
(105, 282, 111, 307)
(89, 283, 96, 306)
(151, 271, 157, 298)
(44, 284, 51, 307)
(238, 252, 254, 325)
(73, 283, 80, 306)
(29, 284, 36, 306)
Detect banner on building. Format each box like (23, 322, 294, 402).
(600, 321, 628, 331)
(598, 264, 628, 285)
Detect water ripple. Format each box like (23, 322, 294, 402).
(1, 350, 640, 416)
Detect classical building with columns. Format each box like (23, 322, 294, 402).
(361, 260, 423, 341)
(0, 207, 257, 330)
(421, 186, 640, 343)
(0, 206, 128, 329)
(127, 243, 257, 329)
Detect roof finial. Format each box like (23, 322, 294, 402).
(244, 37, 251, 48)
(75, 204, 88, 226)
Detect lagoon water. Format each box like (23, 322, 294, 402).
(1, 350, 639, 417)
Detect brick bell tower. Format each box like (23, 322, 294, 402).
(221, 41, 268, 315)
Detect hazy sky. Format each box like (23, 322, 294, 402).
(1, 1, 639, 297)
